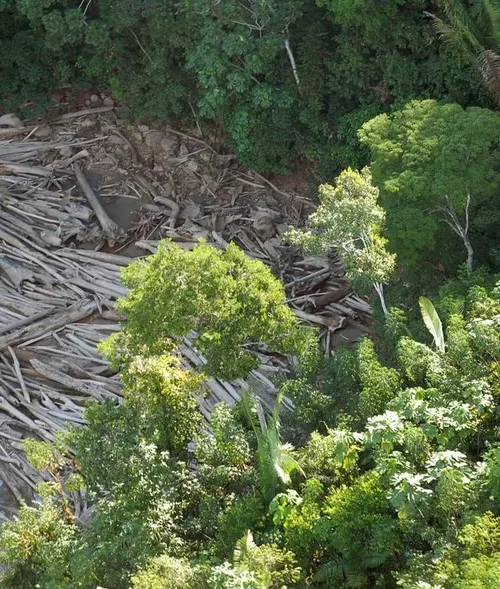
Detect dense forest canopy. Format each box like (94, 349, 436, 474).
(0, 0, 492, 173)
(2, 1, 500, 588)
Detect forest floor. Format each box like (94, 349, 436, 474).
(0, 102, 371, 520)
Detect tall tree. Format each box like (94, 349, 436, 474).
(102, 240, 314, 380)
(286, 167, 395, 314)
(359, 99, 500, 273)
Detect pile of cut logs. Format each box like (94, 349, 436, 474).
(0, 107, 371, 516)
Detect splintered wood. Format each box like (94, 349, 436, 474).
(0, 106, 371, 514)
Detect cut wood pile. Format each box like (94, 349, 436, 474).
(0, 106, 371, 517)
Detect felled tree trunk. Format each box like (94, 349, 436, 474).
(74, 164, 125, 246)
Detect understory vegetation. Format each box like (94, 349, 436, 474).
(2, 239, 500, 588)
(2, 1, 500, 588)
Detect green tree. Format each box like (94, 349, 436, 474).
(286, 167, 395, 314)
(101, 240, 315, 381)
(360, 100, 500, 274)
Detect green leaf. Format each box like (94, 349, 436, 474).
(419, 297, 445, 352)
(233, 530, 256, 569)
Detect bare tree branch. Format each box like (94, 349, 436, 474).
(284, 37, 301, 88)
(431, 193, 474, 274)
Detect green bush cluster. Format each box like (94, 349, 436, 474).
(3, 235, 500, 588)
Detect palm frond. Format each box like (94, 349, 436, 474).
(448, 0, 487, 45)
(233, 530, 256, 569)
(279, 450, 305, 480)
(419, 297, 445, 353)
(481, 0, 500, 45)
(244, 390, 304, 502)
(256, 398, 268, 436)
(241, 391, 260, 441)
(478, 48, 500, 100)
(435, 19, 475, 57)
(427, 1, 484, 53)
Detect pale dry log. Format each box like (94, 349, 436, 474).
(70, 277, 127, 299)
(0, 161, 53, 177)
(0, 396, 54, 441)
(0, 463, 23, 504)
(153, 194, 180, 227)
(293, 308, 346, 331)
(0, 255, 36, 288)
(0, 127, 34, 140)
(54, 106, 114, 122)
(29, 359, 106, 401)
(313, 284, 352, 310)
(74, 163, 125, 246)
(57, 248, 132, 266)
(0, 300, 97, 350)
(7, 346, 29, 403)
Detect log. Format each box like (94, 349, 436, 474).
(0, 300, 97, 350)
(0, 127, 34, 140)
(0, 161, 53, 177)
(74, 164, 125, 246)
(313, 284, 352, 310)
(7, 346, 29, 403)
(293, 308, 345, 331)
(54, 106, 114, 122)
(29, 359, 105, 401)
(0, 397, 54, 441)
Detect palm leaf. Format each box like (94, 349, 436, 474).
(243, 390, 304, 502)
(426, 1, 484, 55)
(418, 297, 445, 352)
(233, 530, 256, 569)
(482, 0, 500, 44)
(478, 49, 500, 100)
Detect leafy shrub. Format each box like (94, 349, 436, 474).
(121, 354, 203, 454)
(0, 498, 75, 588)
(130, 555, 202, 589)
(358, 338, 400, 419)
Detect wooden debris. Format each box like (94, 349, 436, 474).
(0, 105, 371, 516)
(74, 164, 125, 246)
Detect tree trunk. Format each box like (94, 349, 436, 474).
(374, 282, 388, 315)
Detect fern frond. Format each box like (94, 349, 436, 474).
(314, 557, 367, 588)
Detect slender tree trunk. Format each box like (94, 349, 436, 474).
(434, 193, 474, 276)
(284, 36, 300, 88)
(374, 281, 388, 315)
(464, 234, 474, 276)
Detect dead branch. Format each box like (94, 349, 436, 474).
(74, 163, 126, 246)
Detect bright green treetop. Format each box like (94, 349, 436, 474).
(102, 240, 315, 381)
(359, 99, 500, 271)
(286, 167, 395, 313)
